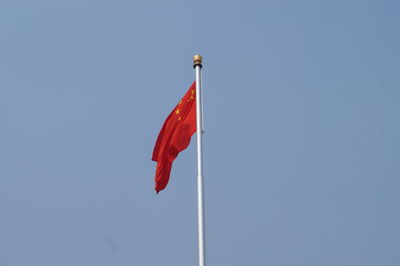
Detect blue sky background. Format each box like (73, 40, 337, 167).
(1, 0, 399, 265)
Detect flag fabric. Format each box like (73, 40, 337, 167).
(152, 82, 197, 193)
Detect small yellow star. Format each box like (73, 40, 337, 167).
(175, 109, 180, 114)
(178, 116, 182, 121)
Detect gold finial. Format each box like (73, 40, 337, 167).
(193, 54, 203, 68)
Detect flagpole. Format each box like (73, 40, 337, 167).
(193, 54, 206, 266)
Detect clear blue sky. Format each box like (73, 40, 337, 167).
(1, 0, 399, 265)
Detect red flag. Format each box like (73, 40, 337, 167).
(152, 82, 197, 193)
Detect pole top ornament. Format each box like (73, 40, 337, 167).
(193, 54, 203, 68)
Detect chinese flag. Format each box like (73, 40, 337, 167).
(152, 82, 197, 193)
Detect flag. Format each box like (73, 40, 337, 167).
(152, 82, 197, 193)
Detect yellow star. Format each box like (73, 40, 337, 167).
(175, 109, 180, 114)
(178, 116, 182, 121)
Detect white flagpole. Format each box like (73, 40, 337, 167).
(193, 54, 206, 266)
